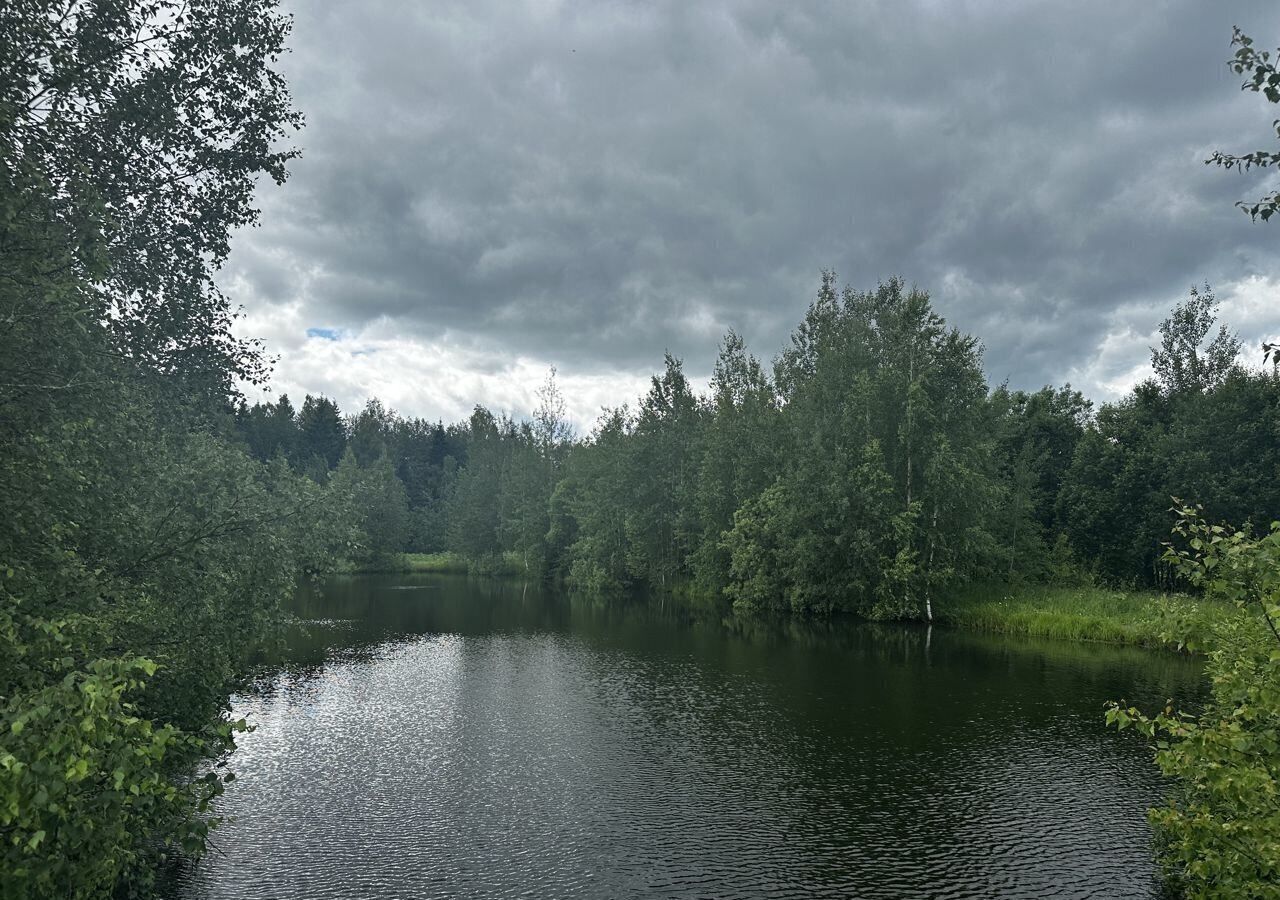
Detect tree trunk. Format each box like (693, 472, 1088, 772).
(924, 499, 938, 622)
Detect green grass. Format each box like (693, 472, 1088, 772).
(331, 556, 406, 575)
(336, 551, 531, 576)
(401, 552, 470, 574)
(939, 583, 1234, 651)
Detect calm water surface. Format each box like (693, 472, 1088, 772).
(176, 574, 1203, 899)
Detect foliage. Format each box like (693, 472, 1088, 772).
(0, 0, 343, 893)
(38, 0, 1280, 891)
(1149, 285, 1241, 397)
(942, 584, 1224, 649)
(239, 272, 1277, 626)
(0, 351, 351, 896)
(295, 395, 348, 473)
(1207, 27, 1280, 223)
(401, 552, 475, 575)
(330, 449, 411, 567)
(1108, 506, 1280, 898)
(987, 385, 1091, 581)
(722, 276, 998, 618)
(0, 618, 243, 900)
(0, 7, 1265, 891)
(1, 0, 302, 393)
(1058, 287, 1278, 584)
(626, 354, 703, 586)
(690, 331, 781, 593)
(566, 407, 636, 591)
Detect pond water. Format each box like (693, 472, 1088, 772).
(175, 574, 1202, 899)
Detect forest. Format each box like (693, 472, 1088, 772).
(2, 1, 1278, 898)
(234, 277, 1279, 618)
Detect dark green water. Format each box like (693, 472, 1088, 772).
(176, 574, 1203, 899)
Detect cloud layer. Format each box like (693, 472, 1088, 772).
(227, 0, 1280, 429)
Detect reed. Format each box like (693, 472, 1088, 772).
(939, 583, 1232, 651)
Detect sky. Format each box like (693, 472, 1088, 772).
(225, 0, 1280, 431)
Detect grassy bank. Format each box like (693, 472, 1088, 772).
(402, 552, 471, 573)
(338, 551, 529, 576)
(938, 583, 1233, 651)
(325, 561, 1234, 655)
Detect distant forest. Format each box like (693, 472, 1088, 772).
(237, 275, 1280, 618)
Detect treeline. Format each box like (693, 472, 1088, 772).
(236, 276, 1280, 617)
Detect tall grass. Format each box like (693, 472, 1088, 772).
(939, 583, 1232, 651)
(401, 552, 470, 574)
(334, 551, 531, 576)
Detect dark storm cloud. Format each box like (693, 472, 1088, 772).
(229, 0, 1280, 404)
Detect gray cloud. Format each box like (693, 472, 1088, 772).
(227, 0, 1280, 420)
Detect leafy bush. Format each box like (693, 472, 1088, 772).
(1108, 505, 1280, 897)
(0, 614, 242, 899)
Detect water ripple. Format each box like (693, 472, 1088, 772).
(175, 579, 1201, 900)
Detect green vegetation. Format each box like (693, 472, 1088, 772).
(941, 584, 1230, 649)
(1, 4, 1276, 897)
(1109, 508, 1280, 897)
(1208, 26, 1280, 223)
(344, 552, 528, 576)
(237, 277, 1280, 627)
(0, 3, 375, 896)
(1101, 41, 1280, 897)
(404, 552, 472, 574)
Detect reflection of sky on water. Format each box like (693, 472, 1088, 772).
(181, 575, 1202, 899)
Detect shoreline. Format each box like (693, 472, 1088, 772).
(935, 583, 1228, 653)
(336, 557, 1231, 654)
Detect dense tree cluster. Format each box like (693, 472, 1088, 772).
(0, 2, 353, 896)
(235, 278, 1280, 622)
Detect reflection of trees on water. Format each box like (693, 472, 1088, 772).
(258, 574, 1204, 720)
(192, 573, 1205, 900)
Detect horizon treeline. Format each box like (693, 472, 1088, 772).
(235, 274, 1280, 617)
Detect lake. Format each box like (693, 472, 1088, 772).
(174, 573, 1202, 899)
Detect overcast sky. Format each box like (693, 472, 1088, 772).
(225, 0, 1280, 430)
